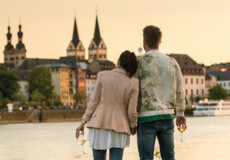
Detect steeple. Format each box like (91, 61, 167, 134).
(67, 15, 85, 59)
(16, 24, 26, 50)
(15, 23, 26, 68)
(93, 15, 102, 46)
(5, 26, 14, 51)
(88, 14, 107, 60)
(3, 24, 15, 66)
(72, 18, 80, 47)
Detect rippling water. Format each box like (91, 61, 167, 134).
(0, 116, 230, 160)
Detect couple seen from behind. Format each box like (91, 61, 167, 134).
(76, 25, 187, 160)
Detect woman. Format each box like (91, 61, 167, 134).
(76, 50, 139, 160)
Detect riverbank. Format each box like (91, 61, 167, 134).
(0, 107, 194, 124)
(0, 109, 85, 124)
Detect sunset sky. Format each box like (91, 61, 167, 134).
(0, 0, 230, 65)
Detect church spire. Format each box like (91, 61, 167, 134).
(93, 14, 102, 46)
(6, 26, 12, 43)
(72, 17, 80, 47)
(16, 24, 25, 50)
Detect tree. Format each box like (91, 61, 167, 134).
(74, 91, 87, 104)
(54, 99, 63, 107)
(28, 67, 54, 100)
(0, 70, 20, 101)
(208, 85, 228, 100)
(194, 96, 203, 103)
(13, 91, 28, 105)
(31, 89, 45, 105)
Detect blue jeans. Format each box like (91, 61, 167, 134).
(137, 119, 175, 160)
(92, 148, 124, 160)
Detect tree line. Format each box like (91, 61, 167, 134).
(0, 64, 86, 109)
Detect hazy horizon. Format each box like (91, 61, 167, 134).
(1, 0, 230, 66)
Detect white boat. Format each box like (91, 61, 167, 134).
(193, 100, 230, 116)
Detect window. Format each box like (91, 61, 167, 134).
(224, 82, 226, 87)
(229, 82, 230, 86)
(191, 78, 193, 84)
(5, 58, 7, 61)
(202, 89, 204, 95)
(196, 78, 198, 84)
(21, 57, 25, 59)
(10, 57, 14, 61)
(191, 89, 193, 95)
(196, 89, 199, 95)
(201, 79, 204, 84)
(185, 78, 187, 84)
(186, 89, 188, 95)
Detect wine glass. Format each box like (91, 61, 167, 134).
(177, 123, 186, 142)
(77, 133, 87, 154)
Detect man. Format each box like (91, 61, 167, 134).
(136, 25, 187, 160)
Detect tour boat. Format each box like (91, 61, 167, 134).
(193, 100, 230, 116)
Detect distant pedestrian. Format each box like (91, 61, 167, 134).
(76, 50, 139, 160)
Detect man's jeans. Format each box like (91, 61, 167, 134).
(92, 148, 124, 160)
(137, 119, 175, 160)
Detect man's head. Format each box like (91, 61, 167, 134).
(143, 25, 162, 51)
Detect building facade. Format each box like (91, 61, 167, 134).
(169, 54, 206, 104)
(209, 71, 230, 95)
(41, 64, 76, 106)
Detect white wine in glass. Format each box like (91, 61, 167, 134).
(177, 124, 186, 142)
(77, 133, 87, 154)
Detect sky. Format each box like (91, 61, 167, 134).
(0, 0, 230, 65)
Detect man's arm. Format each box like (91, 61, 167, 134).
(175, 62, 187, 128)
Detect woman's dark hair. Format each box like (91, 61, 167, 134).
(119, 50, 137, 78)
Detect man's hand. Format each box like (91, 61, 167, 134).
(130, 127, 137, 135)
(176, 116, 187, 129)
(76, 123, 85, 139)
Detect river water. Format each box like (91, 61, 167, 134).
(0, 116, 230, 160)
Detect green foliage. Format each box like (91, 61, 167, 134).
(0, 92, 3, 106)
(0, 70, 20, 101)
(13, 91, 27, 104)
(208, 85, 228, 100)
(28, 67, 54, 100)
(74, 90, 87, 104)
(54, 99, 63, 106)
(46, 100, 53, 107)
(0, 64, 6, 71)
(31, 89, 45, 105)
(194, 96, 203, 103)
(2, 97, 10, 107)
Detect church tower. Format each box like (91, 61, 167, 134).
(67, 17, 85, 60)
(14, 24, 26, 68)
(88, 14, 107, 60)
(3, 25, 15, 65)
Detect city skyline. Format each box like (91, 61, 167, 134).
(0, 0, 230, 65)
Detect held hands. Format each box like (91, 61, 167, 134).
(176, 116, 187, 129)
(130, 126, 137, 135)
(76, 123, 85, 139)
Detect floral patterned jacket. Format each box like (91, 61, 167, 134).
(136, 49, 185, 123)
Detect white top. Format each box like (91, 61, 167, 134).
(87, 128, 130, 150)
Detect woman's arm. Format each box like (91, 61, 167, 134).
(127, 80, 139, 129)
(76, 72, 102, 138)
(82, 72, 102, 121)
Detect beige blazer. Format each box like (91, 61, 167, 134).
(82, 68, 139, 135)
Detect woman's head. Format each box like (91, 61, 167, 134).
(118, 50, 137, 78)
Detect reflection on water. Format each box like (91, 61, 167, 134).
(0, 116, 230, 160)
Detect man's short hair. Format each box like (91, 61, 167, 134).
(143, 25, 162, 48)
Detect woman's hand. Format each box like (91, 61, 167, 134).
(130, 126, 137, 135)
(76, 123, 85, 139)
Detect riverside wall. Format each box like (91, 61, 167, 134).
(0, 109, 85, 124)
